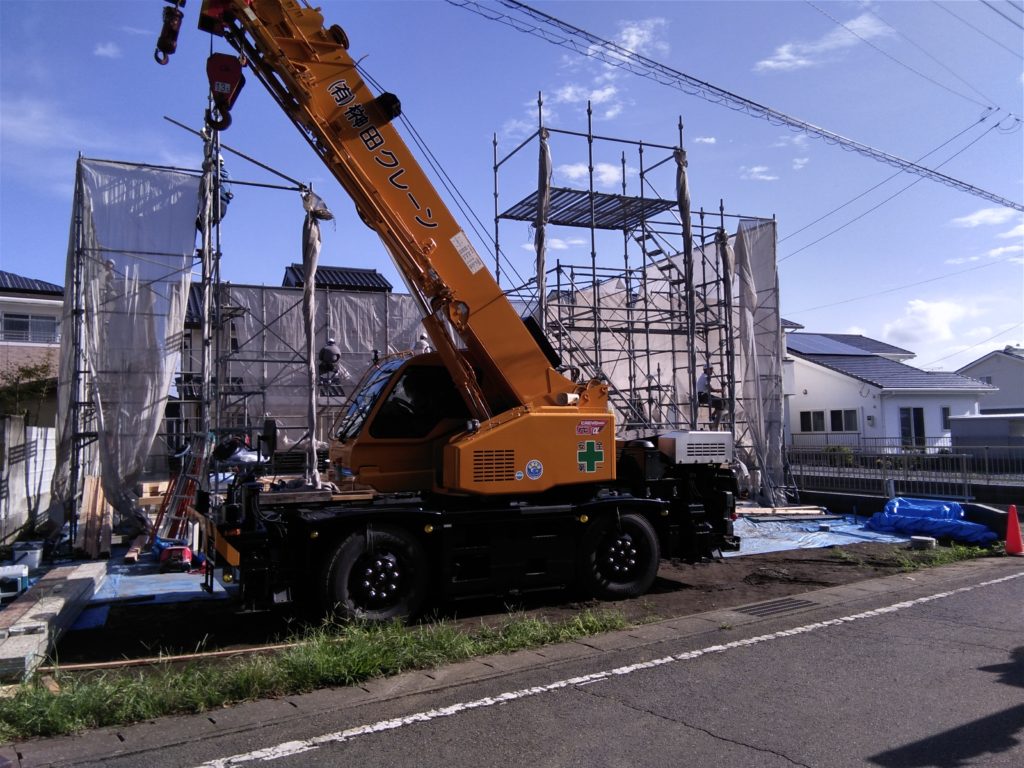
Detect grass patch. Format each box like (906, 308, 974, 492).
(0, 609, 626, 741)
(889, 542, 994, 572)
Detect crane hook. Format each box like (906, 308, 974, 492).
(154, 1, 185, 66)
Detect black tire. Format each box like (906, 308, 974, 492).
(579, 512, 660, 600)
(323, 525, 428, 621)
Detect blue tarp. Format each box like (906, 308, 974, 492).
(864, 497, 998, 545)
(723, 516, 908, 557)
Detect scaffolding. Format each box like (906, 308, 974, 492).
(493, 100, 785, 501)
(52, 102, 786, 530)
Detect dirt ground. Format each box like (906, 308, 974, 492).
(52, 541, 931, 666)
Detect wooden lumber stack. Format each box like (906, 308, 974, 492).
(0, 562, 107, 682)
(73, 476, 112, 559)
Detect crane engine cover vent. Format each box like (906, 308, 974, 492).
(657, 431, 733, 465)
(472, 450, 516, 483)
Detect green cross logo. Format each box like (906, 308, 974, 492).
(577, 441, 604, 473)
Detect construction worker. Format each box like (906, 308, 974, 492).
(696, 364, 724, 427)
(318, 336, 342, 381)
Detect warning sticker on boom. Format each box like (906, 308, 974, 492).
(451, 231, 485, 275)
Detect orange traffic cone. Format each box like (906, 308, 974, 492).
(1006, 505, 1023, 557)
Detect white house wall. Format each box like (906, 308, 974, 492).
(788, 357, 882, 445)
(879, 393, 979, 446)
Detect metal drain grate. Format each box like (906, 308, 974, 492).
(734, 597, 817, 618)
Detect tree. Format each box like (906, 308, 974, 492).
(0, 358, 55, 422)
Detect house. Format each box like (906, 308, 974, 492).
(785, 333, 995, 449)
(956, 345, 1023, 414)
(0, 270, 63, 382)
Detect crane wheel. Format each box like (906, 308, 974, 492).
(323, 525, 428, 621)
(578, 512, 659, 600)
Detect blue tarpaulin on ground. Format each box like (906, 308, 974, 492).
(723, 516, 908, 557)
(864, 497, 997, 545)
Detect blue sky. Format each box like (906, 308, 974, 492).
(1, 0, 1021, 372)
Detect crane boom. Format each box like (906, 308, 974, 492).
(199, 0, 582, 419)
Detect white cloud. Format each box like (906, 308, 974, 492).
(119, 26, 151, 36)
(520, 237, 586, 252)
(601, 102, 623, 120)
(944, 255, 982, 265)
(0, 97, 106, 151)
(557, 162, 624, 188)
(998, 222, 1024, 239)
(740, 165, 778, 182)
(616, 18, 669, 58)
(553, 85, 589, 103)
(754, 12, 892, 72)
(773, 134, 809, 148)
(694, 136, 716, 145)
(987, 244, 1024, 258)
(882, 299, 973, 345)
(502, 117, 534, 140)
(844, 325, 866, 336)
(94, 42, 121, 59)
(950, 207, 1018, 228)
(589, 85, 618, 104)
(792, 157, 809, 171)
(588, 18, 669, 81)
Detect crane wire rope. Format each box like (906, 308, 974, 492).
(446, 0, 1023, 213)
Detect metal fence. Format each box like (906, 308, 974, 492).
(786, 444, 1024, 503)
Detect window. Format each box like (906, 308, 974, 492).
(941, 406, 951, 430)
(370, 365, 470, 439)
(979, 376, 992, 385)
(0, 313, 59, 343)
(830, 409, 858, 432)
(900, 407, 925, 448)
(799, 410, 825, 432)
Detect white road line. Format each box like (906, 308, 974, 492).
(194, 571, 1024, 768)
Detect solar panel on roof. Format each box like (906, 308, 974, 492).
(786, 334, 867, 356)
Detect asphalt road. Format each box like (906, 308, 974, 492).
(7, 558, 1023, 768)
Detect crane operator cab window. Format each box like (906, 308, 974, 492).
(369, 365, 469, 440)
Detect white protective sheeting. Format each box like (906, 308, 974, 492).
(192, 285, 425, 449)
(51, 159, 197, 529)
(733, 219, 785, 504)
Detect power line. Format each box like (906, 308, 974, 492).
(779, 116, 1007, 262)
(982, 0, 1024, 29)
(788, 256, 1019, 315)
(919, 322, 1023, 367)
(448, 0, 1022, 212)
(807, 1, 993, 109)
(860, 4, 1008, 112)
(779, 112, 996, 244)
(933, 1, 1024, 60)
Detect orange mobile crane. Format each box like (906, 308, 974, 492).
(160, 0, 739, 619)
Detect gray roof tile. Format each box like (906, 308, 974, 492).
(795, 352, 996, 391)
(282, 264, 392, 293)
